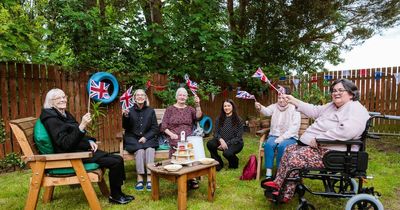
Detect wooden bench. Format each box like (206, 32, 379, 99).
(256, 114, 310, 180)
(117, 108, 169, 160)
(9, 117, 108, 210)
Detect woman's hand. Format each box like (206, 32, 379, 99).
(218, 138, 228, 150)
(138, 137, 146, 143)
(194, 95, 201, 106)
(89, 141, 98, 152)
(122, 109, 129, 117)
(170, 133, 179, 140)
(275, 136, 284, 144)
(309, 138, 319, 148)
(79, 113, 92, 131)
(281, 94, 301, 107)
(255, 102, 262, 111)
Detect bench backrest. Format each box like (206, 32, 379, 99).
(155, 108, 166, 124)
(9, 117, 39, 157)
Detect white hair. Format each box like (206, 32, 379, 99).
(43, 88, 65, 109)
(133, 89, 150, 106)
(175, 87, 188, 100)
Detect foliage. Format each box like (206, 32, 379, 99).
(1, 0, 400, 79)
(0, 152, 25, 171)
(86, 101, 106, 136)
(292, 78, 331, 105)
(196, 80, 221, 101)
(0, 118, 5, 144)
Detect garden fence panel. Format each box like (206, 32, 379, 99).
(1, 62, 400, 160)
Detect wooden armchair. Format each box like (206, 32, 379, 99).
(9, 117, 109, 210)
(256, 114, 310, 180)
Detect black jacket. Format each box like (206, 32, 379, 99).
(122, 104, 159, 153)
(40, 108, 107, 161)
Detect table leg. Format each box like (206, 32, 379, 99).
(177, 174, 187, 210)
(151, 173, 160, 200)
(207, 166, 216, 201)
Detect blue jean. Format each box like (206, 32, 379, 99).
(264, 135, 297, 169)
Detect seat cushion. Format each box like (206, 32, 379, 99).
(33, 119, 54, 154)
(47, 163, 100, 175)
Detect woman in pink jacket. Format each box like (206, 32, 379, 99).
(264, 78, 370, 203)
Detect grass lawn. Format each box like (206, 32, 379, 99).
(0, 134, 399, 210)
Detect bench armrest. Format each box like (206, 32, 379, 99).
(316, 139, 363, 145)
(24, 151, 93, 162)
(256, 128, 270, 136)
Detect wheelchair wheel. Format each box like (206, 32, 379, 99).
(345, 194, 384, 210)
(296, 203, 316, 210)
(332, 178, 358, 194)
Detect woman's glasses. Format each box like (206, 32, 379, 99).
(331, 89, 347, 94)
(53, 95, 68, 100)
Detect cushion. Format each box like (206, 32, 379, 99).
(33, 119, 54, 154)
(47, 163, 100, 175)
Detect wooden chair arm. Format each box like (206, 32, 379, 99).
(258, 134, 267, 149)
(256, 128, 270, 136)
(24, 152, 93, 162)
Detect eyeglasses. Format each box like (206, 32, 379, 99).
(331, 89, 347, 94)
(53, 95, 68, 100)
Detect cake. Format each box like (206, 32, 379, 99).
(172, 141, 195, 163)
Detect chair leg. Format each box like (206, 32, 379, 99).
(26, 162, 46, 210)
(71, 160, 102, 210)
(98, 179, 110, 197)
(256, 152, 262, 180)
(43, 186, 55, 203)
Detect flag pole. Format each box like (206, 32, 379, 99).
(267, 81, 281, 94)
(88, 96, 91, 113)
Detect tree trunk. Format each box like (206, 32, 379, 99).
(227, 0, 236, 32)
(238, 0, 248, 37)
(140, 0, 163, 25)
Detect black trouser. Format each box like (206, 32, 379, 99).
(85, 151, 126, 197)
(207, 139, 244, 169)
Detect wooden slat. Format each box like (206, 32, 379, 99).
(25, 64, 34, 117)
(33, 64, 41, 118)
(17, 63, 26, 117)
(0, 62, 8, 158)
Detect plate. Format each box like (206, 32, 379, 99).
(163, 164, 183, 172)
(199, 158, 214, 165)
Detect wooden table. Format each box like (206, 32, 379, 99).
(147, 160, 218, 210)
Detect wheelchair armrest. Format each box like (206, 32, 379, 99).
(316, 139, 363, 145)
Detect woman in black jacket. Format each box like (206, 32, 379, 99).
(122, 89, 159, 191)
(40, 88, 133, 205)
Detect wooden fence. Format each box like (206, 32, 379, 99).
(0, 62, 399, 159)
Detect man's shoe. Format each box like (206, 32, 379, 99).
(121, 193, 135, 201)
(109, 195, 132, 204)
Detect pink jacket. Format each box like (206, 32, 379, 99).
(297, 101, 370, 151)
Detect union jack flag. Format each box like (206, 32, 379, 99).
(89, 80, 110, 100)
(120, 86, 134, 111)
(236, 90, 255, 100)
(186, 79, 198, 95)
(252, 67, 270, 83)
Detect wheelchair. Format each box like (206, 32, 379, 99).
(261, 114, 398, 210)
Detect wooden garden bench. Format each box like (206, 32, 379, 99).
(117, 108, 169, 160)
(255, 114, 310, 180)
(9, 117, 109, 210)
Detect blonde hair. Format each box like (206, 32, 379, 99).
(133, 89, 150, 106)
(43, 88, 65, 109)
(175, 87, 188, 100)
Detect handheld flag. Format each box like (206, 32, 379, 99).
(89, 80, 111, 100)
(120, 86, 134, 111)
(184, 74, 198, 95)
(252, 67, 281, 94)
(252, 67, 270, 83)
(236, 90, 256, 100)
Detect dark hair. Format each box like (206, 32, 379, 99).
(329, 78, 360, 101)
(217, 99, 241, 129)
